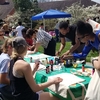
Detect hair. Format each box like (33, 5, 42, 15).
(22, 28, 27, 38)
(2, 38, 13, 53)
(66, 20, 70, 25)
(18, 22, 22, 25)
(59, 21, 69, 29)
(26, 28, 36, 38)
(2, 24, 9, 31)
(76, 20, 93, 35)
(35, 29, 38, 32)
(40, 23, 43, 26)
(11, 43, 27, 59)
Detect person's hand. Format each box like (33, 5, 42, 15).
(51, 77, 63, 84)
(62, 54, 73, 60)
(33, 61, 40, 72)
(27, 51, 35, 55)
(56, 51, 61, 56)
(62, 50, 70, 57)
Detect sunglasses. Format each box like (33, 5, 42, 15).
(78, 35, 89, 41)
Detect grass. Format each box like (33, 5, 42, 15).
(38, 42, 99, 62)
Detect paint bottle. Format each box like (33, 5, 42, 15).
(55, 57, 59, 65)
(92, 68, 95, 75)
(82, 64, 85, 72)
(64, 60, 66, 67)
(49, 60, 54, 71)
(66, 59, 72, 67)
(51, 65, 53, 71)
(46, 58, 49, 64)
(46, 65, 50, 74)
(30, 57, 33, 63)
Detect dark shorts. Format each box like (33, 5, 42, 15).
(44, 38, 56, 56)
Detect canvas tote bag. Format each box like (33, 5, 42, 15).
(85, 69, 100, 100)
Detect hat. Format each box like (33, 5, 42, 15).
(12, 37, 28, 48)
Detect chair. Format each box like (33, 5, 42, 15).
(0, 92, 4, 100)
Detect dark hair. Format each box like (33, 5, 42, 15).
(66, 20, 70, 25)
(76, 20, 93, 35)
(40, 23, 43, 26)
(22, 28, 27, 38)
(18, 22, 22, 25)
(26, 28, 35, 38)
(59, 21, 69, 29)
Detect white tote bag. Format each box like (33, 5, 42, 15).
(85, 69, 100, 100)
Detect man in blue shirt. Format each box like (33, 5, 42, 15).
(61, 20, 100, 60)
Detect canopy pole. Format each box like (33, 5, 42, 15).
(31, 20, 32, 29)
(43, 19, 45, 30)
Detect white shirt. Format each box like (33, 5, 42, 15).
(0, 53, 10, 88)
(55, 22, 60, 29)
(16, 25, 25, 37)
(36, 29, 52, 48)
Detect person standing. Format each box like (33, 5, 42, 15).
(0, 38, 14, 100)
(16, 22, 25, 37)
(54, 21, 60, 42)
(39, 23, 44, 30)
(2, 23, 9, 37)
(25, 28, 36, 51)
(28, 29, 56, 56)
(61, 20, 100, 60)
(56, 21, 85, 58)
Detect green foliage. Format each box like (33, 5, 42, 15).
(38, 42, 98, 62)
(65, 2, 100, 24)
(10, 0, 42, 28)
(13, 0, 32, 11)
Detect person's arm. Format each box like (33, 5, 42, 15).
(32, 61, 39, 75)
(0, 59, 10, 84)
(28, 43, 41, 54)
(22, 63, 62, 92)
(0, 73, 10, 84)
(56, 37, 66, 56)
(62, 42, 93, 60)
(97, 32, 100, 41)
(73, 43, 93, 59)
(63, 38, 80, 55)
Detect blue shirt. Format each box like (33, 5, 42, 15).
(73, 30, 100, 59)
(0, 53, 10, 88)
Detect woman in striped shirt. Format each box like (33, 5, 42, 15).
(28, 29, 56, 56)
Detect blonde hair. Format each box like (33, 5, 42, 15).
(2, 24, 9, 31)
(2, 38, 13, 53)
(11, 45, 27, 59)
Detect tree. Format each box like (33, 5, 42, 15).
(64, 2, 100, 24)
(11, 0, 42, 28)
(13, 0, 32, 11)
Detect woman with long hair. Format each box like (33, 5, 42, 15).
(0, 38, 14, 100)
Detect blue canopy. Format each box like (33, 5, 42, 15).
(31, 9, 71, 20)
